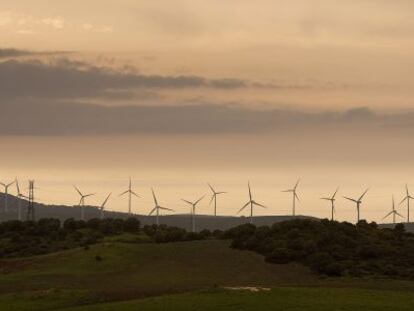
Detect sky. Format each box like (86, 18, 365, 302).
(1, 1, 414, 223)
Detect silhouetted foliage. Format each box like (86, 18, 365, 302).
(0, 218, 140, 258)
(226, 219, 414, 278)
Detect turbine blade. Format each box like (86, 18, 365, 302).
(152, 188, 158, 205)
(396, 211, 404, 218)
(343, 196, 358, 203)
(294, 179, 300, 190)
(101, 193, 111, 208)
(248, 182, 252, 201)
(84, 193, 96, 198)
(7, 181, 15, 187)
(359, 188, 369, 201)
(73, 185, 83, 197)
(195, 195, 205, 205)
(400, 196, 408, 205)
(131, 191, 140, 198)
(332, 187, 339, 199)
(182, 199, 193, 205)
(382, 211, 393, 220)
(321, 197, 331, 201)
(207, 183, 215, 193)
(217, 191, 227, 195)
(209, 194, 215, 205)
(295, 192, 300, 202)
(15, 178, 21, 194)
(159, 206, 174, 212)
(238, 202, 250, 214)
(119, 190, 129, 197)
(253, 201, 266, 208)
(148, 207, 157, 216)
(282, 189, 293, 193)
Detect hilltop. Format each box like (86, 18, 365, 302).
(0, 193, 316, 231)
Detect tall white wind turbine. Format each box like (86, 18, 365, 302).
(149, 188, 174, 225)
(15, 178, 28, 221)
(119, 177, 140, 215)
(182, 196, 204, 232)
(74, 186, 95, 221)
(282, 179, 300, 216)
(321, 187, 339, 221)
(383, 195, 404, 224)
(208, 183, 226, 216)
(343, 188, 369, 223)
(238, 182, 266, 223)
(400, 184, 414, 224)
(1, 180, 15, 213)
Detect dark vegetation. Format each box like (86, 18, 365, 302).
(0, 218, 141, 258)
(226, 219, 414, 278)
(2, 217, 414, 281)
(0, 218, 218, 258)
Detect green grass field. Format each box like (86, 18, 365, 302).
(1, 239, 414, 310)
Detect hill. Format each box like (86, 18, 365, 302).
(1, 239, 414, 310)
(0, 193, 316, 231)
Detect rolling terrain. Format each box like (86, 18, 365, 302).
(1, 238, 414, 310)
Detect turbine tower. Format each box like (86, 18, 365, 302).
(149, 188, 174, 225)
(321, 187, 339, 221)
(1, 180, 15, 213)
(100, 193, 111, 220)
(343, 188, 369, 223)
(74, 186, 95, 221)
(208, 183, 226, 216)
(182, 196, 204, 232)
(238, 182, 266, 223)
(120, 177, 140, 215)
(15, 178, 28, 221)
(383, 195, 404, 224)
(282, 179, 300, 216)
(400, 184, 414, 223)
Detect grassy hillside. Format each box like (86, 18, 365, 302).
(1, 239, 414, 310)
(64, 287, 414, 311)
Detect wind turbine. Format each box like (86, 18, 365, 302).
(383, 195, 404, 224)
(321, 187, 339, 221)
(15, 178, 28, 221)
(182, 195, 204, 232)
(119, 177, 140, 215)
(99, 193, 111, 220)
(400, 184, 414, 223)
(149, 188, 174, 225)
(74, 186, 95, 221)
(238, 182, 266, 223)
(282, 179, 300, 216)
(343, 188, 369, 223)
(1, 180, 15, 213)
(208, 183, 226, 216)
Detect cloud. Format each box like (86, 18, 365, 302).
(41, 17, 65, 29)
(0, 58, 249, 101)
(0, 48, 70, 59)
(0, 100, 411, 136)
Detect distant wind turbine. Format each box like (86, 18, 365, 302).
(400, 184, 414, 224)
(321, 187, 339, 221)
(74, 186, 95, 221)
(15, 178, 28, 221)
(119, 177, 140, 215)
(282, 179, 300, 216)
(182, 195, 204, 232)
(238, 182, 266, 223)
(149, 188, 174, 225)
(208, 183, 226, 216)
(100, 193, 111, 220)
(0, 180, 15, 213)
(383, 195, 404, 224)
(343, 188, 369, 223)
